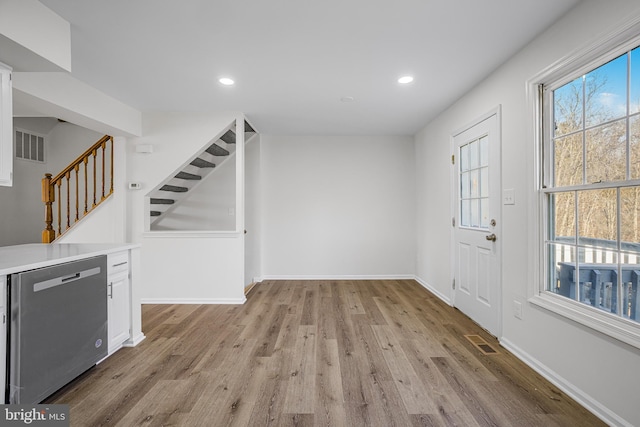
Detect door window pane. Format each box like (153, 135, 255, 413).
(479, 136, 488, 166)
(461, 200, 470, 227)
(460, 144, 469, 172)
(461, 171, 470, 199)
(468, 140, 479, 169)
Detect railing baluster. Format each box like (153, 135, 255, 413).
(57, 182, 62, 235)
(92, 149, 97, 207)
(101, 141, 106, 200)
(66, 172, 71, 229)
(83, 157, 89, 215)
(74, 164, 80, 221)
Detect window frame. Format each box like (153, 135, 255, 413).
(528, 18, 640, 350)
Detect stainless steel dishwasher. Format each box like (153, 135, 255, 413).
(7, 255, 108, 404)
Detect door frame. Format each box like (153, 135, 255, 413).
(449, 105, 503, 338)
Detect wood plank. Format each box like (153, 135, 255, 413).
(45, 280, 605, 427)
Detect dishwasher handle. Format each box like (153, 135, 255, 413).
(33, 266, 102, 292)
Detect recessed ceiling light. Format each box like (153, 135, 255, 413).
(340, 96, 355, 102)
(398, 76, 414, 84)
(219, 77, 235, 86)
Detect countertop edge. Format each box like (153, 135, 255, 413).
(0, 243, 141, 276)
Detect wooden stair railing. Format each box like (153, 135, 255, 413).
(42, 135, 114, 243)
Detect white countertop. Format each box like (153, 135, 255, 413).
(0, 243, 139, 275)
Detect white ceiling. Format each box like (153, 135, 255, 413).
(37, 0, 581, 135)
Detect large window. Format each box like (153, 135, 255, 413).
(540, 38, 640, 342)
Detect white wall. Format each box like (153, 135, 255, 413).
(128, 112, 246, 303)
(262, 135, 415, 278)
(0, 119, 102, 246)
(244, 135, 261, 285)
(414, 1, 640, 425)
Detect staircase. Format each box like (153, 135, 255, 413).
(147, 120, 256, 228)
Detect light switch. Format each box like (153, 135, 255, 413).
(503, 188, 515, 205)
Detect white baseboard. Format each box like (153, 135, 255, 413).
(124, 333, 146, 347)
(500, 338, 632, 427)
(261, 274, 415, 281)
(140, 297, 246, 305)
(413, 275, 452, 305)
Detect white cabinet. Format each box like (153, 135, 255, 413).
(107, 251, 131, 354)
(0, 62, 12, 187)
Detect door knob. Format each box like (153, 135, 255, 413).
(485, 233, 497, 242)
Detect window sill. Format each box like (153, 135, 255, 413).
(530, 292, 640, 350)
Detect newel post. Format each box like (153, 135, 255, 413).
(42, 173, 56, 243)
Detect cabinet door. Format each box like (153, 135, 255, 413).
(0, 63, 12, 187)
(107, 270, 130, 354)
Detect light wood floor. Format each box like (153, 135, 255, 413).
(46, 280, 605, 426)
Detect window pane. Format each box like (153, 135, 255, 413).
(480, 167, 488, 198)
(586, 119, 626, 183)
(547, 243, 576, 295)
(479, 136, 488, 166)
(460, 171, 470, 199)
(620, 251, 640, 323)
(579, 246, 619, 313)
(461, 199, 470, 227)
(551, 192, 575, 241)
(470, 169, 479, 198)
(469, 140, 479, 169)
(554, 133, 583, 186)
(554, 76, 583, 137)
(585, 53, 627, 127)
(621, 186, 640, 244)
(631, 114, 640, 179)
(480, 198, 489, 228)
(631, 47, 640, 115)
(471, 199, 480, 227)
(578, 189, 618, 248)
(460, 144, 469, 172)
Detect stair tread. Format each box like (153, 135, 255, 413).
(220, 130, 236, 144)
(160, 184, 188, 192)
(190, 158, 216, 168)
(175, 171, 202, 180)
(244, 120, 255, 133)
(205, 144, 230, 157)
(150, 198, 175, 204)
(150, 211, 161, 216)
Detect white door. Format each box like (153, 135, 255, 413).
(452, 110, 501, 337)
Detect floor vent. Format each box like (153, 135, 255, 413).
(464, 334, 499, 355)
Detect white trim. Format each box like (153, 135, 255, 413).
(500, 337, 633, 427)
(261, 274, 415, 281)
(526, 18, 640, 350)
(142, 230, 241, 239)
(530, 293, 640, 349)
(140, 297, 246, 305)
(123, 333, 146, 347)
(414, 276, 452, 305)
